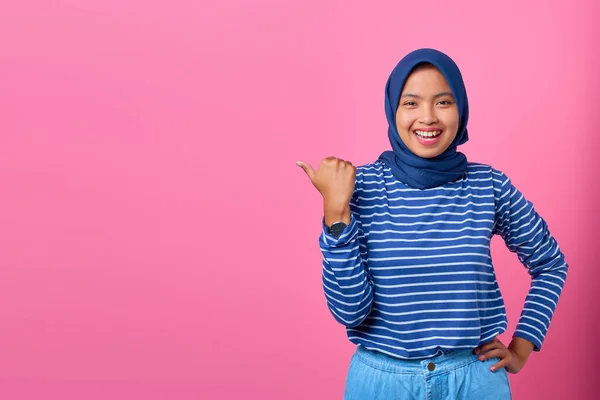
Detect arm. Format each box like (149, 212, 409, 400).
(320, 188, 374, 327)
(493, 170, 568, 352)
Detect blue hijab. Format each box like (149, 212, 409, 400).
(378, 48, 469, 189)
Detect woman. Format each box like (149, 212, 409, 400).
(297, 48, 567, 399)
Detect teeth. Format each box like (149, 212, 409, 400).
(415, 130, 442, 138)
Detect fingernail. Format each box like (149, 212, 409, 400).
(479, 355, 485, 361)
(490, 367, 496, 371)
(474, 349, 480, 354)
(296, 161, 302, 167)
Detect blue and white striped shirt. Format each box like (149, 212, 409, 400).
(320, 161, 567, 360)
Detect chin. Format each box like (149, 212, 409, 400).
(415, 150, 444, 159)
(409, 142, 448, 159)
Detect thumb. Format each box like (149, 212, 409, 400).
(296, 161, 316, 181)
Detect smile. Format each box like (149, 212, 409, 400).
(415, 130, 442, 138)
(414, 130, 443, 146)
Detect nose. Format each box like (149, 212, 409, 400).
(420, 105, 438, 124)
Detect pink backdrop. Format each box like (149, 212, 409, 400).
(1, 0, 598, 399)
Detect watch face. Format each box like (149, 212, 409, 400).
(330, 222, 347, 237)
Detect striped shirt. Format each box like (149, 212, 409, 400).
(320, 161, 568, 360)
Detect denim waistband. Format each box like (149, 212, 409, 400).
(355, 345, 480, 376)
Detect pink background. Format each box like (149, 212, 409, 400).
(1, 0, 598, 399)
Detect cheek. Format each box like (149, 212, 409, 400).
(450, 110, 460, 128)
(440, 110, 459, 135)
(396, 112, 416, 132)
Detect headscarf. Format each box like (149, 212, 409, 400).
(378, 48, 469, 189)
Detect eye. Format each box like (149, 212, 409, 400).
(437, 100, 453, 106)
(403, 101, 418, 107)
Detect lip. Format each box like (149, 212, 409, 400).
(413, 128, 444, 146)
(413, 127, 443, 132)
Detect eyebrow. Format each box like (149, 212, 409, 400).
(401, 92, 454, 99)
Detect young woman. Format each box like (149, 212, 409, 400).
(297, 48, 567, 399)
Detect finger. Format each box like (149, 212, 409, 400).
(489, 357, 510, 372)
(478, 348, 507, 362)
(296, 161, 316, 181)
(474, 342, 501, 355)
(474, 337, 499, 353)
(322, 156, 340, 166)
(321, 157, 340, 168)
(475, 339, 505, 355)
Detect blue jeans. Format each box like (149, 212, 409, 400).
(344, 345, 512, 400)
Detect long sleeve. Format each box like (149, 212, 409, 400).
(319, 178, 374, 328)
(492, 169, 568, 351)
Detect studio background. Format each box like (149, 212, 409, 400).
(1, 0, 598, 398)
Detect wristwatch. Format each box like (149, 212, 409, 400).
(327, 221, 347, 239)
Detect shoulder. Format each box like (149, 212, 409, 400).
(356, 160, 387, 183)
(356, 160, 386, 175)
(466, 162, 510, 185)
(466, 163, 513, 201)
(352, 161, 392, 198)
(465, 162, 493, 176)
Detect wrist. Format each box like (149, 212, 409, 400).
(324, 203, 351, 226)
(508, 336, 534, 362)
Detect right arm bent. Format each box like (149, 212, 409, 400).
(320, 195, 374, 327)
(297, 157, 374, 327)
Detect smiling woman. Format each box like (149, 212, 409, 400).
(297, 48, 569, 400)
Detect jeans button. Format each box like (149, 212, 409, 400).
(427, 362, 435, 371)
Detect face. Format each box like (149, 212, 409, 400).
(395, 66, 459, 158)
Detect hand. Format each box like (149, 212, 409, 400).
(473, 337, 532, 374)
(297, 157, 356, 225)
